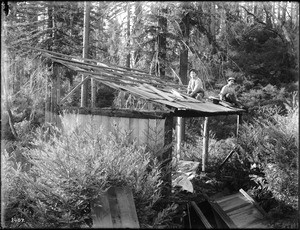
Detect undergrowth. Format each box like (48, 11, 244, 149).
(2, 121, 172, 228)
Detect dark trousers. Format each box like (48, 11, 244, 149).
(224, 93, 237, 104)
(225, 93, 247, 110)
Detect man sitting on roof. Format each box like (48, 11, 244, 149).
(187, 69, 205, 100)
(219, 77, 245, 108)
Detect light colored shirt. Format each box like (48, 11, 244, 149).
(220, 84, 236, 99)
(187, 77, 204, 95)
(219, 84, 236, 100)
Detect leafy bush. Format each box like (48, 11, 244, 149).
(239, 105, 298, 212)
(2, 122, 164, 228)
(240, 84, 287, 119)
(2, 150, 35, 228)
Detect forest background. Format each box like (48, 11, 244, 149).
(1, 1, 299, 228)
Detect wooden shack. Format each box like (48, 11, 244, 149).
(32, 47, 246, 197)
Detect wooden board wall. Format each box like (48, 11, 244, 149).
(59, 113, 165, 148)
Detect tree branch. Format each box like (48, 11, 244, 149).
(240, 5, 266, 26)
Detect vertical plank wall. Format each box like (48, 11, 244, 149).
(59, 113, 165, 148)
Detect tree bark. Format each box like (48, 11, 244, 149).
(81, 1, 91, 108)
(177, 5, 190, 148)
(290, 2, 293, 28)
(161, 115, 173, 198)
(277, 2, 281, 22)
(126, 3, 131, 68)
(282, 1, 287, 22)
(210, 2, 216, 41)
(157, 6, 167, 78)
(133, 2, 142, 66)
(296, 2, 299, 28)
(45, 3, 54, 122)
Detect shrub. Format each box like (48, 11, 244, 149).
(2, 122, 163, 228)
(2, 150, 34, 228)
(239, 105, 298, 211)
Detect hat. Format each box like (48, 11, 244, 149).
(227, 77, 235, 81)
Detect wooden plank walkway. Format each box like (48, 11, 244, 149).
(189, 189, 271, 229)
(91, 186, 139, 228)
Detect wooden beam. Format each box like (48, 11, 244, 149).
(173, 109, 245, 118)
(19, 45, 156, 77)
(60, 76, 90, 104)
(60, 106, 170, 119)
(202, 117, 209, 172)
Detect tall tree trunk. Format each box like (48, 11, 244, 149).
(219, 3, 226, 35)
(179, 12, 189, 85)
(277, 2, 281, 22)
(81, 1, 91, 108)
(253, 2, 257, 15)
(47, 3, 53, 51)
(272, 2, 276, 25)
(177, 4, 190, 149)
(282, 1, 287, 23)
(133, 2, 142, 66)
(265, 2, 272, 28)
(45, 3, 54, 122)
(235, 2, 239, 17)
(1, 16, 18, 140)
(295, 2, 299, 28)
(290, 2, 293, 28)
(157, 7, 167, 78)
(210, 2, 216, 41)
(126, 3, 131, 68)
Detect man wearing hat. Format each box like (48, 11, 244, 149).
(219, 77, 240, 106)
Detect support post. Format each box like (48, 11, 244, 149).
(161, 115, 173, 198)
(176, 117, 183, 159)
(202, 117, 209, 172)
(50, 63, 59, 124)
(236, 114, 242, 138)
(91, 77, 96, 108)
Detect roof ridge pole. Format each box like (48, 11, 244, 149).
(202, 117, 209, 172)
